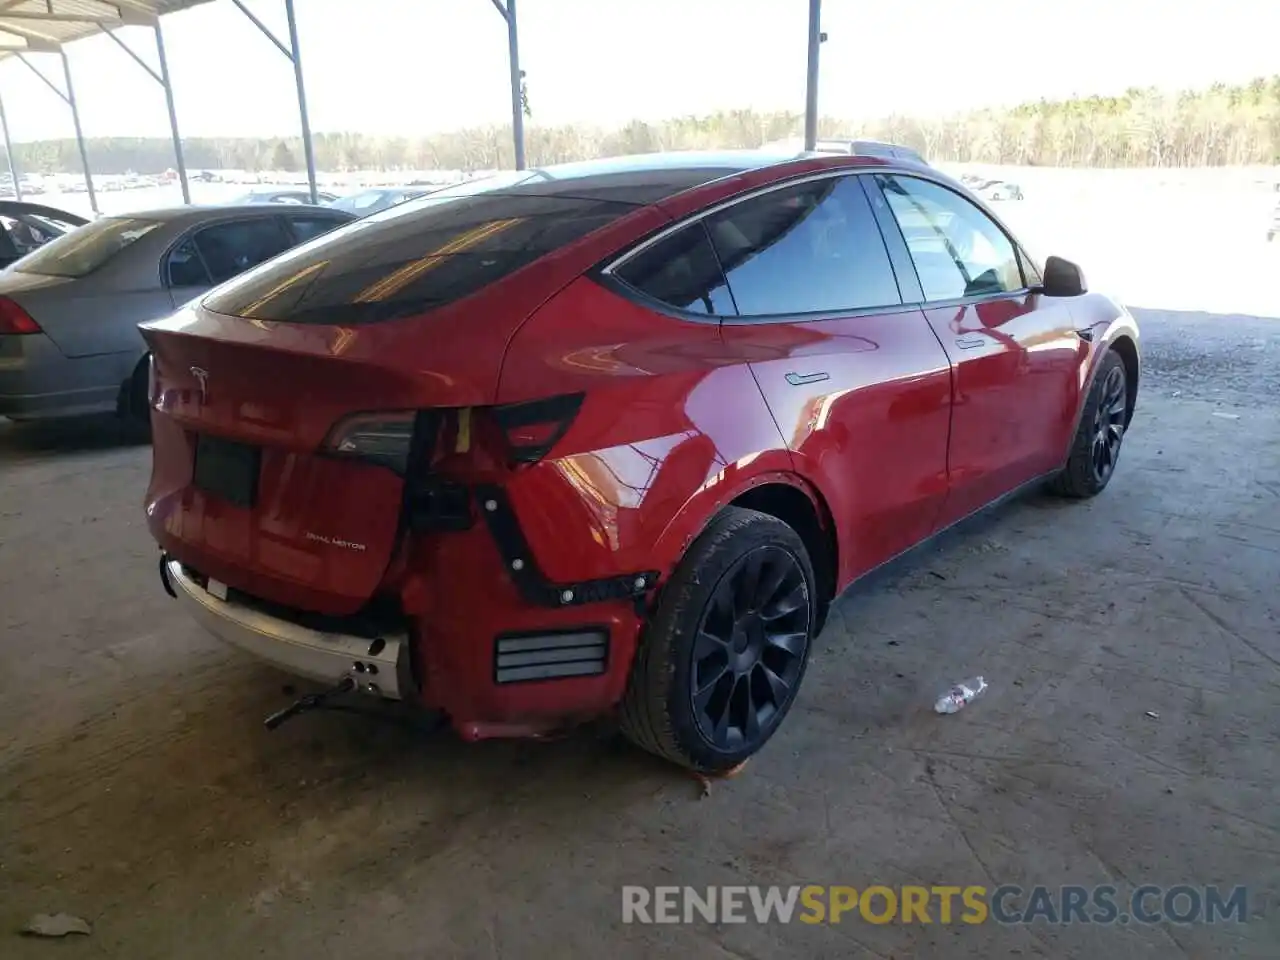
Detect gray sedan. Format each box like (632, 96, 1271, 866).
(0, 204, 353, 423)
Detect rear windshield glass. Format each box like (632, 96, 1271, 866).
(13, 217, 160, 278)
(204, 184, 627, 324)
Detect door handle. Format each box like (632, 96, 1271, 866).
(785, 371, 830, 386)
(954, 335, 986, 350)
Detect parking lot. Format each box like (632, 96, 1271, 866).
(2, 175, 1279, 958)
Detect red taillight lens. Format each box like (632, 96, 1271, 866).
(491, 393, 584, 464)
(0, 297, 40, 335)
(321, 411, 418, 474)
(320, 394, 583, 475)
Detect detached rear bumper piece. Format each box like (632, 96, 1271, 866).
(164, 558, 412, 699)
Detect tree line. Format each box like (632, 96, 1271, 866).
(6, 75, 1278, 176)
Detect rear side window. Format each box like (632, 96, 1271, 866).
(166, 238, 211, 287)
(12, 217, 161, 278)
(613, 224, 734, 315)
(704, 176, 901, 316)
(204, 194, 632, 324)
(194, 218, 292, 284)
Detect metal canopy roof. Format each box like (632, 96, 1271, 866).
(0, 0, 828, 214)
(0, 0, 211, 57)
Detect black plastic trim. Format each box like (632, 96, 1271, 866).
(858, 173, 925, 304)
(474, 483, 659, 609)
(491, 392, 585, 463)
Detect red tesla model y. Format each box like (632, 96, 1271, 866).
(143, 148, 1139, 772)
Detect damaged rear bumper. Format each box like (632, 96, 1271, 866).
(163, 558, 412, 700)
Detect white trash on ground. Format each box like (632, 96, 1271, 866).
(20, 913, 92, 937)
(934, 677, 988, 715)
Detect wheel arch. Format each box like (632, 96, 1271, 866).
(1108, 333, 1139, 426)
(652, 469, 839, 626)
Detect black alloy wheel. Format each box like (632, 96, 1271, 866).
(1091, 363, 1127, 485)
(1048, 348, 1130, 499)
(690, 546, 810, 751)
(618, 507, 818, 773)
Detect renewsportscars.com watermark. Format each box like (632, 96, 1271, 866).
(621, 885, 1249, 926)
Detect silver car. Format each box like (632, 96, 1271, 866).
(0, 204, 352, 423)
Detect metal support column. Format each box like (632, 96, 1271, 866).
(102, 20, 191, 204)
(803, 0, 823, 151)
(230, 0, 318, 202)
(0, 91, 20, 201)
(16, 51, 97, 213)
(284, 0, 318, 202)
(489, 0, 526, 170)
(154, 22, 190, 204)
(60, 50, 96, 212)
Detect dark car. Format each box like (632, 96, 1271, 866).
(0, 204, 352, 423)
(143, 149, 1139, 773)
(0, 201, 88, 268)
(328, 187, 434, 217)
(231, 189, 339, 205)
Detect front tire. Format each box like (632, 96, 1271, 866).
(1048, 350, 1128, 498)
(619, 507, 817, 773)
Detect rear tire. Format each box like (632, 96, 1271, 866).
(1048, 350, 1128, 499)
(118, 356, 152, 442)
(619, 507, 817, 773)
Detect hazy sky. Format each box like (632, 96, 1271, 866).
(0, 0, 1276, 142)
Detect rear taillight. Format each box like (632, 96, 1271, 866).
(321, 392, 583, 475)
(321, 411, 417, 474)
(490, 393, 584, 465)
(0, 297, 40, 335)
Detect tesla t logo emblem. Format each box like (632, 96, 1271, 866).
(190, 366, 209, 402)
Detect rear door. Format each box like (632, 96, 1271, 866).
(702, 174, 954, 582)
(868, 172, 1086, 525)
(282, 212, 348, 244)
(166, 215, 293, 307)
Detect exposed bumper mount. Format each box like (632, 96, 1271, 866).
(163, 558, 411, 700)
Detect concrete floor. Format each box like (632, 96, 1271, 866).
(2, 307, 1277, 959)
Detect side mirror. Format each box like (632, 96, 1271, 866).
(1038, 255, 1087, 297)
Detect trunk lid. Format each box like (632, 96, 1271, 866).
(142, 304, 481, 616)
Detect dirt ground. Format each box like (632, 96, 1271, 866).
(2, 305, 1278, 959)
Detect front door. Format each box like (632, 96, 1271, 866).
(708, 174, 954, 586)
(867, 172, 1087, 526)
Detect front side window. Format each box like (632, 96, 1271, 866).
(703, 176, 901, 316)
(11, 216, 161, 278)
(613, 224, 734, 315)
(874, 174, 1023, 301)
(193, 218, 292, 284)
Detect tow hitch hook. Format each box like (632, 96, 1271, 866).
(263, 677, 356, 731)
(158, 552, 176, 598)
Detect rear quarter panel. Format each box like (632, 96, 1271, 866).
(498, 277, 795, 585)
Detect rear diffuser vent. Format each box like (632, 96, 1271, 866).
(494, 629, 608, 684)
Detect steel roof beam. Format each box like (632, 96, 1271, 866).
(99, 22, 188, 202)
(228, 0, 317, 204)
(486, 0, 525, 170)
